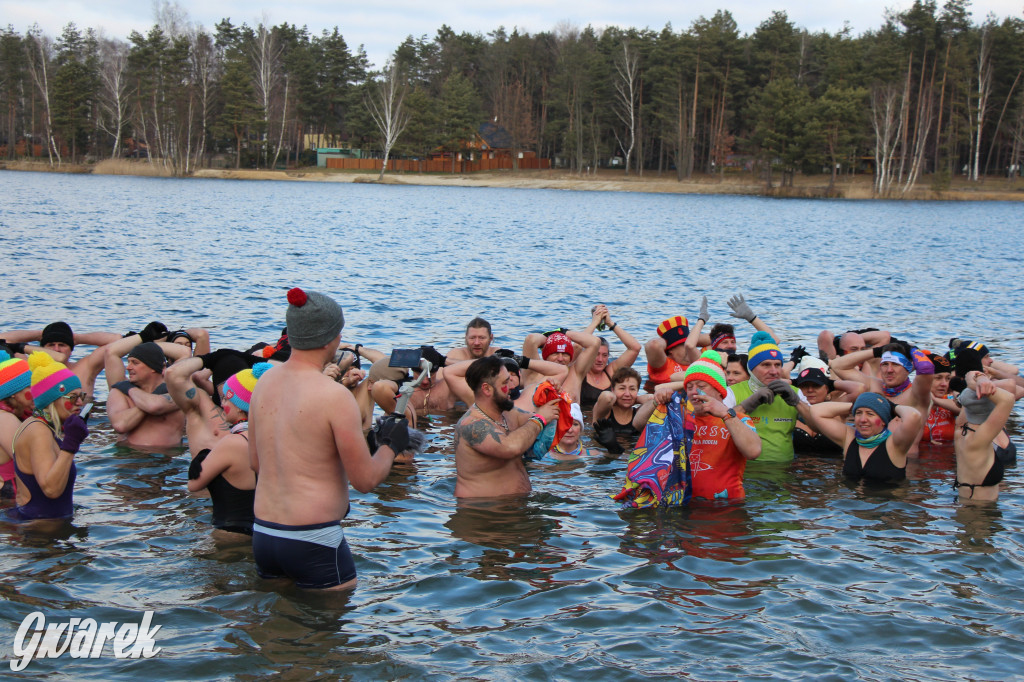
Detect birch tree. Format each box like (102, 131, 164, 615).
(25, 26, 60, 165)
(970, 20, 995, 181)
(365, 59, 411, 180)
(612, 38, 639, 175)
(97, 38, 129, 158)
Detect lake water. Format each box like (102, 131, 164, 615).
(0, 171, 1022, 679)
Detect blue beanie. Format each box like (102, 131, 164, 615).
(747, 331, 783, 371)
(852, 392, 893, 424)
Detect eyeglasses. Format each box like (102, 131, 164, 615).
(64, 392, 86, 403)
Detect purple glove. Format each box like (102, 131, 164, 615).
(59, 414, 89, 454)
(911, 348, 935, 375)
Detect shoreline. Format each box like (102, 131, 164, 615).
(4, 159, 1023, 201)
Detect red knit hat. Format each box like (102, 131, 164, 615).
(542, 332, 574, 360)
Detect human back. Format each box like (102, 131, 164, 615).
(250, 354, 356, 526)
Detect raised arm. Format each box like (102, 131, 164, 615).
(603, 311, 642, 373)
(890, 404, 923, 453)
(809, 401, 853, 446)
(567, 330, 600, 382)
(165, 356, 208, 416)
(728, 293, 779, 344)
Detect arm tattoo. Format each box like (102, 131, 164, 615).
(458, 420, 503, 448)
(185, 387, 196, 399)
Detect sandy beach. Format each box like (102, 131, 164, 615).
(4, 158, 1023, 201)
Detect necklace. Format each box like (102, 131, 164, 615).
(473, 403, 508, 432)
(554, 442, 583, 457)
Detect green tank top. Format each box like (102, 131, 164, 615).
(731, 380, 798, 463)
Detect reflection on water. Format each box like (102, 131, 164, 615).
(1, 171, 1023, 678)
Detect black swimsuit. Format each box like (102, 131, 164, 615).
(843, 438, 906, 483)
(192, 445, 256, 535)
(580, 369, 612, 410)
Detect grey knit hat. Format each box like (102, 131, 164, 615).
(285, 287, 344, 350)
(959, 388, 996, 425)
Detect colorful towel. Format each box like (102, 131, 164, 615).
(612, 392, 692, 508)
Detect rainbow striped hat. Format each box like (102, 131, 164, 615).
(223, 362, 272, 413)
(0, 350, 32, 400)
(747, 331, 783, 371)
(28, 351, 81, 410)
(683, 350, 728, 399)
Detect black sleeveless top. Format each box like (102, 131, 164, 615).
(843, 438, 905, 483)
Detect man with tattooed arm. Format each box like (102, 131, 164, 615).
(454, 356, 560, 498)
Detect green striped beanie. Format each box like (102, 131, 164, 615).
(683, 350, 728, 399)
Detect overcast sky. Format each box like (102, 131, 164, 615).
(4, 1, 1021, 68)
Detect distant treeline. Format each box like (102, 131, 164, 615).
(2, 1, 1022, 195)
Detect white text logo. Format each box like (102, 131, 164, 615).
(11, 611, 161, 671)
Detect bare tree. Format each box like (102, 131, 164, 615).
(871, 83, 905, 197)
(612, 39, 639, 176)
(97, 38, 129, 158)
(24, 26, 59, 165)
(188, 29, 218, 170)
(250, 20, 283, 169)
(365, 59, 411, 180)
(495, 77, 536, 170)
(970, 20, 995, 181)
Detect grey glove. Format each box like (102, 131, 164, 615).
(727, 294, 757, 323)
(768, 379, 800, 407)
(698, 296, 709, 324)
(739, 386, 774, 412)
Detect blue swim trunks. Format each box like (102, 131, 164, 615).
(252, 518, 356, 589)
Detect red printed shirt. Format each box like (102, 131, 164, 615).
(689, 410, 754, 500)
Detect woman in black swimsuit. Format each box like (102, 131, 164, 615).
(953, 372, 1015, 501)
(579, 304, 642, 410)
(187, 363, 271, 534)
(811, 392, 921, 484)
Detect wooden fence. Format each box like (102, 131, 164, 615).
(325, 157, 551, 172)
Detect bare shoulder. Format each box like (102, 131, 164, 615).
(447, 347, 471, 361)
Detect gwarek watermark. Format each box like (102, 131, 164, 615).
(10, 611, 161, 671)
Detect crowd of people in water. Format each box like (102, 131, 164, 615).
(0, 289, 1020, 589)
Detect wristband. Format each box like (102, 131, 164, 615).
(531, 413, 547, 427)
(608, 322, 617, 331)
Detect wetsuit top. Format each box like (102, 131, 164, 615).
(580, 369, 612, 410)
(11, 418, 77, 519)
(793, 425, 843, 457)
(595, 405, 641, 438)
(923, 401, 955, 443)
(842, 438, 905, 483)
(730, 380, 797, 463)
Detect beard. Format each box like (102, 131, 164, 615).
(494, 394, 515, 413)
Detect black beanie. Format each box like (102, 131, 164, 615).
(41, 321, 74, 349)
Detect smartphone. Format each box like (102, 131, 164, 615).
(388, 348, 423, 369)
(80, 403, 93, 421)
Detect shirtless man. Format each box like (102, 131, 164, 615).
(453, 355, 560, 498)
(369, 356, 461, 423)
(444, 355, 568, 411)
(166, 349, 256, 456)
(105, 335, 188, 449)
(249, 288, 409, 590)
(446, 317, 498, 363)
(1, 321, 122, 402)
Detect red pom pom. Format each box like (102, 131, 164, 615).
(287, 287, 307, 307)
(261, 346, 274, 358)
